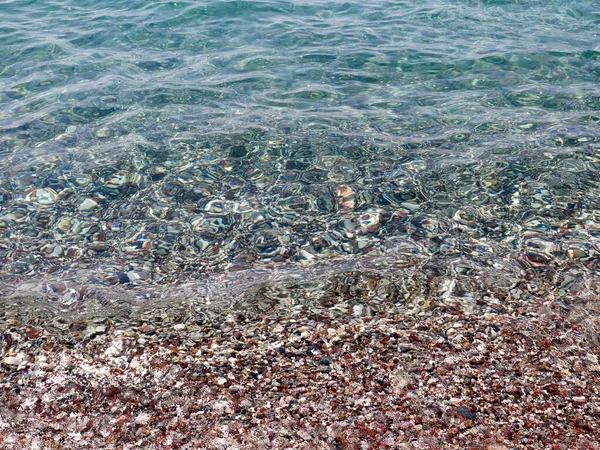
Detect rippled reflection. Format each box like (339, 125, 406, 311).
(0, 0, 599, 314)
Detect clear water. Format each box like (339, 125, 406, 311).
(1, 0, 600, 315)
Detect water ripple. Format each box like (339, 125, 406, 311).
(1, 0, 600, 310)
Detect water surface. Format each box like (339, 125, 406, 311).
(1, 0, 600, 316)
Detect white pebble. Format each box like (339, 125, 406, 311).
(79, 198, 98, 212)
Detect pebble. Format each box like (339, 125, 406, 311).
(456, 406, 477, 421)
(2, 353, 27, 366)
(79, 198, 98, 212)
(32, 188, 58, 206)
(127, 271, 141, 282)
(82, 325, 107, 340)
(117, 272, 130, 284)
(139, 324, 155, 335)
(95, 127, 111, 138)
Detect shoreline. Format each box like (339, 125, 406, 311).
(1, 288, 599, 449)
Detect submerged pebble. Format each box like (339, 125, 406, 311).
(26, 188, 58, 206)
(79, 198, 98, 212)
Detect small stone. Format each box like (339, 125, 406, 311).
(456, 406, 476, 421)
(2, 353, 26, 366)
(319, 356, 332, 366)
(127, 271, 142, 282)
(95, 127, 111, 138)
(66, 247, 82, 258)
(104, 341, 123, 357)
(391, 370, 411, 392)
(189, 332, 203, 342)
(79, 198, 98, 212)
(83, 325, 106, 340)
(50, 245, 64, 258)
(134, 412, 151, 425)
(69, 321, 87, 331)
(140, 324, 155, 335)
(117, 272, 130, 284)
(398, 343, 417, 352)
(150, 166, 168, 179)
(106, 275, 120, 285)
(61, 289, 80, 304)
(400, 201, 421, 211)
(229, 145, 247, 158)
(30, 188, 58, 206)
(356, 239, 370, 249)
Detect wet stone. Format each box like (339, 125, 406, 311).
(229, 145, 248, 157)
(95, 127, 111, 138)
(26, 188, 58, 206)
(319, 356, 332, 366)
(2, 353, 27, 367)
(139, 324, 156, 335)
(82, 325, 106, 340)
(79, 198, 98, 212)
(126, 271, 146, 282)
(456, 406, 477, 421)
(117, 272, 130, 284)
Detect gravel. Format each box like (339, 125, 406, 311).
(1, 292, 599, 449)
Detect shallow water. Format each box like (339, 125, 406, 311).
(1, 0, 600, 316)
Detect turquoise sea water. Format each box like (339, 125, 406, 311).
(1, 0, 600, 314)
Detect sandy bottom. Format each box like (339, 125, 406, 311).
(1, 290, 600, 450)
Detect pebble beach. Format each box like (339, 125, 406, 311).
(3, 0, 600, 448)
(2, 280, 599, 449)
